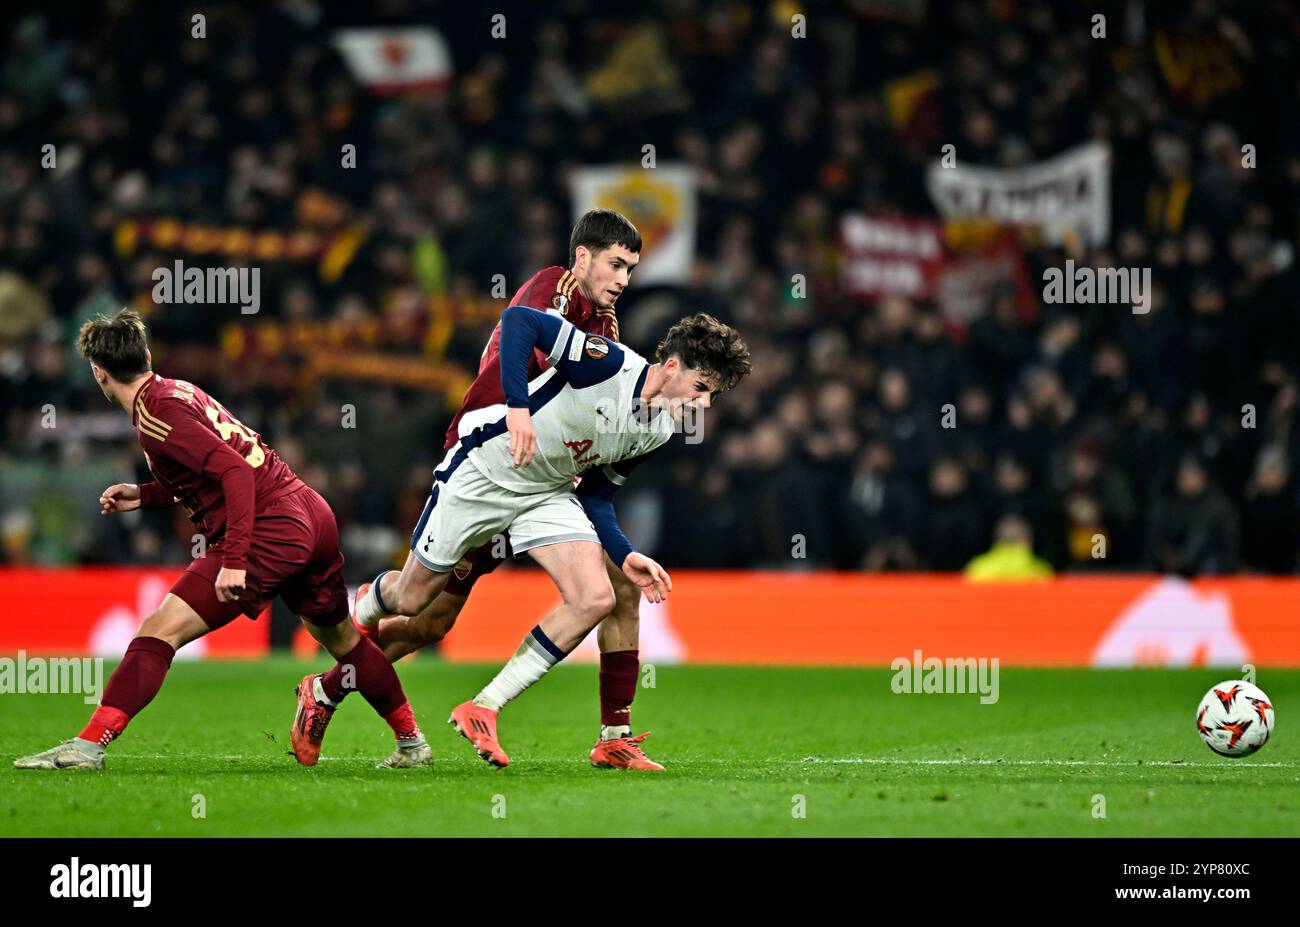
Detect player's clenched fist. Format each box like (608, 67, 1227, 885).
(214, 567, 247, 604)
(506, 407, 537, 468)
(622, 552, 673, 604)
(99, 483, 141, 515)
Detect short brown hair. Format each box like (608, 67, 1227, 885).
(569, 209, 642, 267)
(655, 313, 752, 394)
(77, 309, 151, 382)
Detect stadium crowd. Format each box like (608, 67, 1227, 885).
(3, 0, 1300, 576)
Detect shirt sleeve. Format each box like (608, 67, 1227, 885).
(573, 449, 660, 567)
(137, 481, 176, 509)
(513, 269, 567, 314)
(499, 304, 624, 407)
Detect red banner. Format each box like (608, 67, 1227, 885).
(7, 569, 1300, 668)
(839, 214, 1035, 326)
(3, 568, 268, 659)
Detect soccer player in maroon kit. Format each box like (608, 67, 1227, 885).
(14, 310, 429, 771)
(301, 209, 664, 770)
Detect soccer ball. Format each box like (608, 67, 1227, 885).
(1195, 680, 1274, 757)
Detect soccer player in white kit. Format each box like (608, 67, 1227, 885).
(353, 303, 751, 766)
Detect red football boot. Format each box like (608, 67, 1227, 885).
(448, 700, 509, 767)
(352, 581, 382, 645)
(291, 673, 335, 766)
(590, 732, 665, 771)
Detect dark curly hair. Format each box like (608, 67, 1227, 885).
(655, 313, 752, 394)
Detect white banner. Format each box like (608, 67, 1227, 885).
(332, 28, 453, 95)
(570, 164, 696, 285)
(926, 142, 1111, 246)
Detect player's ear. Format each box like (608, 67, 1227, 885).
(145, 348, 152, 370)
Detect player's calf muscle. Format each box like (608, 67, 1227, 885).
(411, 595, 462, 644)
(386, 555, 448, 616)
(308, 615, 358, 658)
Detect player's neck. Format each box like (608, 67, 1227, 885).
(569, 266, 595, 305)
(112, 373, 153, 412)
(639, 364, 664, 403)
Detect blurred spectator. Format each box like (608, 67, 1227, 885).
(964, 514, 1053, 581)
(918, 456, 987, 571)
(1147, 455, 1240, 576)
(1240, 446, 1300, 574)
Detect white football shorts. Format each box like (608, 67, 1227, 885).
(409, 455, 599, 572)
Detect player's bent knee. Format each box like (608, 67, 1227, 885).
(415, 595, 463, 645)
(309, 616, 358, 658)
(574, 585, 617, 624)
(136, 594, 209, 650)
(415, 620, 449, 647)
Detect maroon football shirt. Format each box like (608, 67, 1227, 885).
(443, 266, 620, 450)
(130, 374, 303, 569)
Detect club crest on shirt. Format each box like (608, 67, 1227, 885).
(585, 336, 610, 359)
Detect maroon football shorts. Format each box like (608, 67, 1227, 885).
(441, 535, 506, 597)
(171, 485, 349, 630)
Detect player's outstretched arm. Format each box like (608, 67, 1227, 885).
(99, 483, 141, 514)
(100, 481, 178, 514)
(575, 452, 671, 601)
(621, 551, 672, 604)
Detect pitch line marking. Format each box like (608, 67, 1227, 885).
(798, 757, 1300, 769)
(107, 752, 1300, 770)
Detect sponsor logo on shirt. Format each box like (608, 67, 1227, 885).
(564, 438, 601, 466)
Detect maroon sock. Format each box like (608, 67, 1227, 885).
(337, 638, 420, 738)
(599, 650, 639, 728)
(79, 636, 176, 745)
(319, 662, 351, 704)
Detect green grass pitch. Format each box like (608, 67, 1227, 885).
(2, 658, 1296, 836)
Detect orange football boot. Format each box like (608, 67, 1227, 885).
(448, 700, 510, 767)
(352, 581, 383, 645)
(590, 732, 665, 771)
(291, 673, 335, 766)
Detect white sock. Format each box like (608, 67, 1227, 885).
(355, 572, 391, 628)
(473, 627, 564, 711)
(601, 724, 631, 742)
(312, 676, 336, 708)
